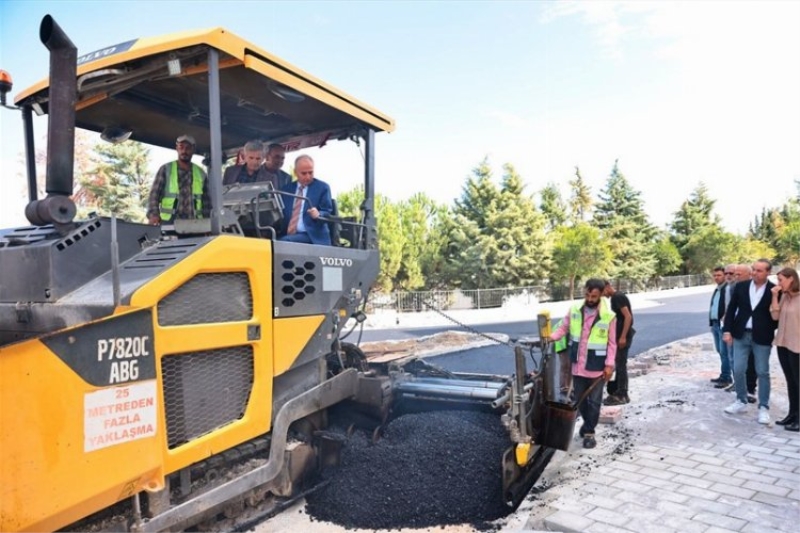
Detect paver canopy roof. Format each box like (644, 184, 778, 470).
(15, 27, 395, 153)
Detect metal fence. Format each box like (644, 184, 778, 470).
(369, 274, 711, 314)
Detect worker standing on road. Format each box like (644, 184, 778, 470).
(549, 278, 617, 449)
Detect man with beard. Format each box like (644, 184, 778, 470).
(549, 278, 617, 449)
(147, 134, 211, 225)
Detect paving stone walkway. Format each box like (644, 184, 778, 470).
(502, 334, 800, 533)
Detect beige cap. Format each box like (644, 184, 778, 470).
(176, 134, 196, 146)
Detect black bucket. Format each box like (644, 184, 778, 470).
(539, 401, 576, 451)
(539, 377, 603, 451)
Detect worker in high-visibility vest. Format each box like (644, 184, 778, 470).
(548, 278, 617, 449)
(147, 134, 211, 225)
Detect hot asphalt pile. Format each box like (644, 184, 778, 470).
(305, 410, 512, 530)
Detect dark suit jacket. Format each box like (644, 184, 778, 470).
(722, 280, 778, 345)
(279, 178, 332, 245)
(222, 165, 286, 189)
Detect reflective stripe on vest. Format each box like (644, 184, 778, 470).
(567, 300, 615, 359)
(553, 320, 568, 352)
(160, 162, 204, 222)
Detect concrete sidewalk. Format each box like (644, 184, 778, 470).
(502, 334, 799, 533)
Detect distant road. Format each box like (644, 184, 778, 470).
(357, 291, 710, 375)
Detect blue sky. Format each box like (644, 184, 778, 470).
(1, 1, 798, 234)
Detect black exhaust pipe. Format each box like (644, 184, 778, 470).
(25, 15, 77, 227)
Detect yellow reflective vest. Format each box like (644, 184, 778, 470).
(160, 162, 205, 222)
(567, 300, 615, 371)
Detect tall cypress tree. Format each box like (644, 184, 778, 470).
(568, 166, 593, 224)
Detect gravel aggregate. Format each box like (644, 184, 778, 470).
(305, 410, 512, 530)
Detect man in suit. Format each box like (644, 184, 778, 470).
(278, 155, 332, 245)
(722, 259, 778, 423)
(709, 266, 731, 387)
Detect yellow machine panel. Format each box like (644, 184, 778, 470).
(0, 235, 280, 531)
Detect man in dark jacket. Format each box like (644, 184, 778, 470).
(222, 140, 277, 187)
(722, 259, 778, 424)
(709, 266, 731, 387)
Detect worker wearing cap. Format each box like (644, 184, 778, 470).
(146, 134, 211, 225)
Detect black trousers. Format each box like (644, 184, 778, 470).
(574, 375, 603, 436)
(607, 332, 633, 396)
(778, 346, 799, 418)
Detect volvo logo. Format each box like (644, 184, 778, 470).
(320, 257, 353, 267)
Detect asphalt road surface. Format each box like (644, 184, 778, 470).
(358, 290, 709, 376)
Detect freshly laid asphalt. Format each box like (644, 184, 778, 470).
(261, 287, 799, 533)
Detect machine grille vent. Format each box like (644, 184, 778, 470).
(158, 272, 252, 326)
(162, 346, 254, 449)
(55, 219, 102, 251)
(279, 260, 317, 307)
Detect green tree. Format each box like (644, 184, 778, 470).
(551, 223, 612, 299)
(446, 160, 549, 289)
(651, 234, 683, 277)
(568, 166, 592, 223)
(438, 213, 486, 289)
(592, 160, 657, 282)
(78, 140, 152, 222)
(453, 157, 498, 228)
(486, 163, 550, 286)
(395, 193, 447, 290)
(336, 186, 405, 291)
(728, 236, 776, 265)
(539, 182, 567, 231)
(682, 225, 736, 273)
(669, 183, 725, 273)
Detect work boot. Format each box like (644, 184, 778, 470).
(776, 413, 797, 426)
(583, 434, 597, 448)
(714, 381, 732, 389)
(603, 394, 627, 406)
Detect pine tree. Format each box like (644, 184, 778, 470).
(539, 182, 567, 231)
(669, 183, 729, 273)
(79, 140, 152, 222)
(486, 164, 550, 286)
(453, 157, 499, 228)
(592, 160, 656, 282)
